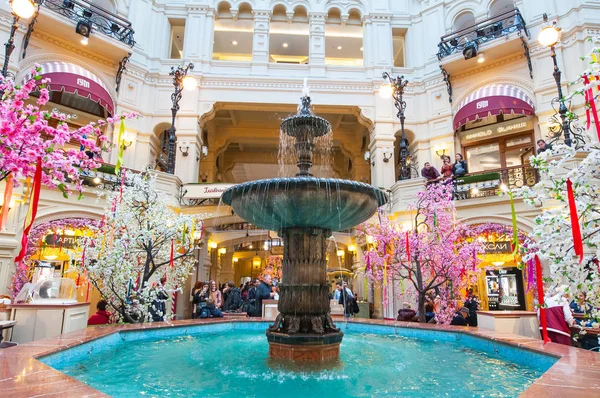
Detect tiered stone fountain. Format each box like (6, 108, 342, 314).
(222, 88, 387, 362)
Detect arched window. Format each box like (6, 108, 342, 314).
(325, 8, 363, 66)
(213, 2, 254, 61)
(453, 11, 476, 33)
(270, 5, 309, 64)
(489, 0, 515, 18)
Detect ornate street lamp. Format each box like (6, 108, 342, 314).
(2, 0, 37, 78)
(537, 13, 584, 148)
(380, 72, 413, 180)
(165, 62, 196, 174)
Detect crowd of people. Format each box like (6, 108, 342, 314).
(395, 288, 480, 327)
(420, 153, 468, 184)
(191, 275, 279, 319)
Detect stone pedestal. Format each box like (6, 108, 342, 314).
(267, 227, 342, 361)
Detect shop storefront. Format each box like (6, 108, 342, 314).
(454, 85, 537, 174)
(470, 225, 535, 312)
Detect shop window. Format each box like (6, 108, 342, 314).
(325, 8, 363, 66)
(465, 133, 533, 173)
(392, 28, 406, 67)
(269, 5, 309, 64)
(169, 19, 185, 59)
(213, 2, 254, 61)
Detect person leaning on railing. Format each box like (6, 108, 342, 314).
(452, 153, 468, 178)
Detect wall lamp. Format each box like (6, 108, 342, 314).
(122, 135, 133, 150)
(197, 145, 208, 161)
(435, 148, 446, 158)
(178, 141, 190, 157)
(76, 19, 91, 45)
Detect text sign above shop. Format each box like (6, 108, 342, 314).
(184, 183, 235, 199)
(483, 241, 512, 254)
(460, 117, 533, 145)
(44, 235, 85, 248)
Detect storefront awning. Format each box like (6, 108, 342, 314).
(453, 85, 534, 131)
(24, 62, 114, 115)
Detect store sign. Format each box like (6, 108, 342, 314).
(460, 117, 533, 144)
(183, 183, 235, 199)
(483, 241, 512, 254)
(44, 235, 85, 248)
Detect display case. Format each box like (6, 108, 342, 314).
(14, 278, 77, 305)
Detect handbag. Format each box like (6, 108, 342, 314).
(352, 298, 360, 314)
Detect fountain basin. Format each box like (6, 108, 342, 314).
(221, 177, 388, 232)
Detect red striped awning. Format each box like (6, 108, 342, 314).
(24, 62, 114, 115)
(453, 85, 534, 131)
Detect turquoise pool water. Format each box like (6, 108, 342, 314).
(41, 322, 556, 397)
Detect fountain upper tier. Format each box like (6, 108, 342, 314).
(221, 177, 387, 232)
(221, 94, 388, 232)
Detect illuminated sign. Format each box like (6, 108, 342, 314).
(460, 117, 533, 144)
(483, 241, 511, 254)
(44, 235, 85, 248)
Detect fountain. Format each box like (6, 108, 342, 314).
(221, 84, 388, 362)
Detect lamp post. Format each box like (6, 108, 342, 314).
(380, 72, 411, 180)
(538, 13, 572, 147)
(166, 62, 196, 174)
(2, 0, 36, 78)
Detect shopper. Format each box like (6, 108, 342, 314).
(88, 300, 111, 325)
(464, 288, 480, 327)
(440, 155, 453, 179)
(421, 162, 441, 183)
(452, 153, 468, 178)
(450, 307, 470, 326)
(223, 281, 242, 312)
(209, 280, 223, 310)
(255, 275, 274, 317)
(397, 302, 418, 322)
(193, 282, 210, 318)
(536, 139, 552, 154)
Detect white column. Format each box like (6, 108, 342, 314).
(309, 12, 326, 76)
(369, 122, 396, 189)
(251, 10, 271, 74)
(369, 14, 393, 73)
(183, 6, 212, 64)
(174, 127, 202, 184)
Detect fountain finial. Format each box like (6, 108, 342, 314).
(302, 77, 310, 97)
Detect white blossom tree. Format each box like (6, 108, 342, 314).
(521, 39, 600, 318)
(78, 171, 202, 323)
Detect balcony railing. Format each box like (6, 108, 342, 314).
(454, 164, 538, 200)
(44, 0, 135, 47)
(437, 8, 528, 60)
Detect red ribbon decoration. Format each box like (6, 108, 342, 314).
(169, 239, 174, 268)
(535, 255, 551, 344)
(14, 159, 43, 263)
(583, 75, 600, 140)
(566, 178, 584, 264)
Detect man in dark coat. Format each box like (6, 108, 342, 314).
(464, 289, 479, 327)
(223, 281, 242, 312)
(246, 279, 259, 316)
(255, 275, 274, 317)
(450, 307, 470, 326)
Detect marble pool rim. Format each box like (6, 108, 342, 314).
(1, 317, 599, 397)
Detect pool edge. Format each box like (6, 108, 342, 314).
(1, 317, 597, 397)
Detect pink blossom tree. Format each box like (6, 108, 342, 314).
(0, 66, 135, 197)
(357, 182, 483, 323)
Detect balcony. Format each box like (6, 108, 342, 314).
(437, 8, 530, 76)
(454, 164, 539, 201)
(34, 0, 134, 61)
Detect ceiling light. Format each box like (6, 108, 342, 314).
(337, 46, 342, 50)
(80, 36, 88, 45)
(232, 40, 238, 46)
(282, 43, 288, 48)
(92, 177, 101, 184)
(477, 53, 485, 63)
(360, 47, 363, 51)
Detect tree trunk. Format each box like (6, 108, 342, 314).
(418, 292, 426, 323)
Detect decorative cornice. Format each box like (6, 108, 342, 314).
(31, 30, 116, 67)
(200, 80, 374, 92)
